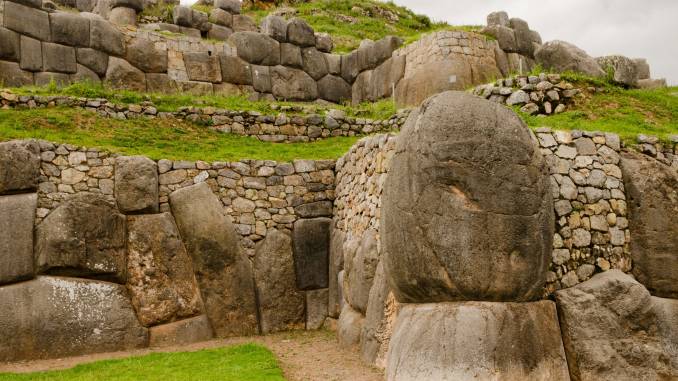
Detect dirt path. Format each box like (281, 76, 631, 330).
(0, 330, 384, 381)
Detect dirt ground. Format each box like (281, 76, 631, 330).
(0, 330, 384, 381)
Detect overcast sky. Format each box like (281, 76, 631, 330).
(393, 0, 677, 85)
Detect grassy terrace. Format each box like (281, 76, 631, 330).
(0, 344, 284, 381)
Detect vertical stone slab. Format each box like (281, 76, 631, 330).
(306, 288, 328, 330)
(328, 226, 345, 318)
(114, 156, 159, 214)
(0, 193, 37, 285)
(253, 229, 305, 334)
(292, 217, 331, 290)
(169, 182, 258, 337)
(126, 213, 203, 327)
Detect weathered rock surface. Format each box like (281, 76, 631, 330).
(328, 227, 345, 318)
(386, 301, 570, 381)
(318, 74, 352, 104)
(382, 91, 553, 303)
(596, 55, 639, 87)
(76, 48, 109, 76)
(306, 288, 328, 330)
(293, 217, 331, 290)
(555, 270, 678, 381)
(0, 60, 34, 87)
(0, 193, 37, 285)
(360, 260, 394, 368)
(253, 229, 305, 334)
(219, 55, 253, 85)
(49, 12, 90, 47)
(115, 155, 159, 214)
(271, 65, 318, 101)
(126, 38, 168, 73)
(105, 57, 147, 92)
(149, 315, 213, 348)
(35, 194, 127, 283)
(126, 213, 203, 327)
(169, 182, 258, 337)
(89, 18, 125, 56)
(287, 17, 315, 47)
(344, 229, 379, 313)
(228, 32, 280, 66)
(0, 139, 40, 194)
(0, 276, 148, 362)
(535, 41, 605, 78)
(338, 304, 364, 349)
(620, 152, 678, 298)
(184, 52, 223, 83)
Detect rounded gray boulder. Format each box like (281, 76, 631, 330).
(535, 40, 605, 78)
(381, 91, 553, 303)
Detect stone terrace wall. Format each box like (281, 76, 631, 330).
(0, 90, 411, 142)
(34, 140, 335, 258)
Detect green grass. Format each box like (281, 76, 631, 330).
(519, 86, 678, 144)
(0, 344, 285, 381)
(10, 82, 398, 120)
(244, 0, 485, 53)
(0, 107, 361, 162)
(138, 1, 175, 23)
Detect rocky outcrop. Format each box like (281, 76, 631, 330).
(382, 91, 553, 303)
(0, 193, 37, 285)
(169, 182, 258, 337)
(0, 276, 148, 362)
(386, 301, 571, 381)
(126, 213, 203, 327)
(535, 41, 605, 78)
(621, 152, 678, 298)
(253, 229, 305, 334)
(35, 194, 128, 283)
(555, 270, 678, 380)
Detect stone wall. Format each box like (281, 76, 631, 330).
(0, 90, 410, 142)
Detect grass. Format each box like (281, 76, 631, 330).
(519, 86, 678, 144)
(0, 344, 285, 381)
(243, 0, 486, 53)
(9, 82, 398, 120)
(0, 107, 361, 162)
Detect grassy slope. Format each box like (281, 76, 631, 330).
(0, 344, 285, 381)
(0, 107, 360, 162)
(244, 0, 482, 53)
(520, 82, 678, 144)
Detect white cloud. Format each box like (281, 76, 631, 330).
(392, 0, 678, 85)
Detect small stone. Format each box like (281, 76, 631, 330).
(576, 264, 595, 281)
(572, 229, 591, 247)
(552, 249, 570, 265)
(596, 257, 611, 271)
(555, 145, 577, 159)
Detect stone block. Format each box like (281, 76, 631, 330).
(214, 0, 240, 14)
(0, 27, 20, 62)
(207, 24, 233, 41)
(19, 36, 42, 72)
(109, 7, 137, 26)
(292, 217, 331, 290)
(315, 32, 333, 53)
(209, 8, 232, 27)
(301, 47, 328, 80)
(281, 43, 302, 68)
(228, 31, 280, 66)
(146, 73, 178, 93)
(270, 65, 318, 101)
(184, 52, 222, 83)
(35, 72, 71, 87)
(0, 139, 40, 194)
(76, 47, 109, 76)
(126, 38, 168, 73)
(0, 193, 37, 285)
(251, 64, 271, 93)
(287, 17, 315, 47)
(338, 304, 364, 348)
(42, 42, 77, 74)
(114, 155, 159, 213)
(232, 14, 257, 32)
(149, 315, 214, 347)
(306, 288, 328, 330)
(50, 12, 90, 47)
(219, 55, 252, 85)
(105, 56, 147, 92)
(89, 18, 125, 56)
(260, 15, 287, 42)
(71, 63, 101, 84)
(344, 229, 379, 314)
(3, 1, 50, 41)
(328, 227, 344, 318)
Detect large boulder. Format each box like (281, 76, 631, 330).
(260, 15, 287, 42)
(125, 38, 168, 73)
(535, 40, 605, 77)
(483, 25, 517, 52)
(0, 193, 37, 285)
(596, 55, 639, 87)
(169, 182, 258, 337)
(49, 12, 90, 47)
(382, 91, 553, 303)
(620, 152, 678, 298)
(0, 27, 21, 61)
(318, 74, 352, 105)
(219, 55, 253, 85)
(0, 276, 148, 362)
(228, 32, 280, 66)
(108, 7, 137, 26)
(126, 213, 203, 327)
(337, 304, 364, 349)
(105, 57, 147, 92)
(35, 194, 127, 283)
(3, 1, 50, 41)
(149, 315, 214, 347)
(0, 140, 40, 194)
(271, 65, 318, 101)
(555, 270, 678, 380)
(76, 48, 109, 76)
(287, 17, 315, 47)
(42, 42, 77, 74)
(301, 47, 328, 80)
(0, 60, 34, 87)
(184, 52, 223, 83)
(114, 155, 159, 214)
(89, 18, 125, 56)
(292, 217, 331, 290)
(253, 229, 305, 334)
(386, 301, 570, 381)
(360, 260, 394, 368)
(344, 229, 379, 314)
(215, 0, 240, 14)
(510, 18, 536, 57)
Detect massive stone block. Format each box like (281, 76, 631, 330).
(35, 194, 127, 283)
(287, 17, 315, 47)
(386, 301, 570, 381)
(0, 60, 33, 86)
(169, 182, 258, 337)
(596, 55, 639, 87)
(0, 276, 148, 362)
(76, 48, 109, 76)
(0, 193, 37, 285)
(109, 6, 137, 26)
(344, 229, 379, 313)
(483, 25, 517, 52)
(0, 27, 20, 62)
(535, 40, 605, 78)
(210, 8, 232, 27)
(337, 304, 364, 349)
(50, 12, 90, 47)
(20, 36, 43, 72)
(382, 91, 554, 303)
(208, 24, 233, 41)
(270, 65, 318, 101)
(3, 1, 50, 41)
(280, 43, 303, 68)
(232, 14, 257, 33)
(126, 38, 168, 73)
(252, 64, 271, 94)
(114, 156, 159, 214)
(253, 229, 305, 334)
(184, 52, 223, 83)
(352, 56, 405, 104)
(510, 17, 536, 57)
(214, 0, 240, 14)
(228, 32, 280, 66)
(89, 18, 125, 56)
(0, 139, 40, 194)
(149, 315, 214, 347)
(301, 47, 328, 80)
(42, 42, 77, 74)
(219, 55, 252, 85)
(105, 56, 147, 92)
(555, 270, 678, 381)
(146, 73, 178, 93)
(126, 213, 203, 327)
(71, 64, 101, 84)
(621, 152, 678, 298)
(260, 15, 287, 42)
(292, 217, 331, 290)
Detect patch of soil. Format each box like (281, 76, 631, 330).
(0, 330, 384, 381)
